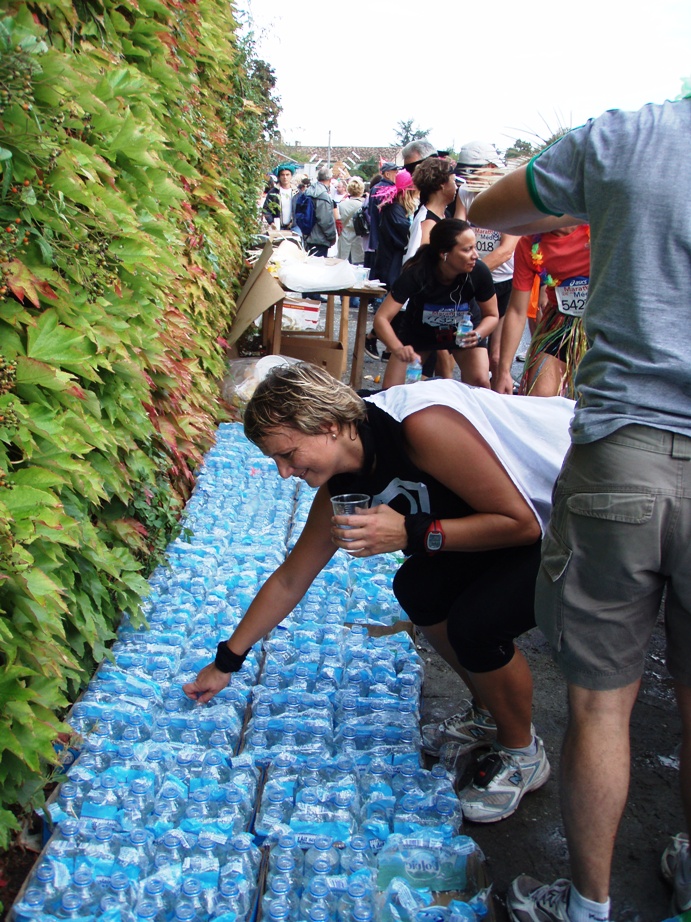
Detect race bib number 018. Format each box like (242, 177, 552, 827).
(474, 227, 500, 255)
(555, 276, 589, 317)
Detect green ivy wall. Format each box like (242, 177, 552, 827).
(0, 0, 275, 846)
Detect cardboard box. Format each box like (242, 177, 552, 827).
(282, 298, 321, 331)
(278, 335, 345, 378)
(228, 242, 284, 347)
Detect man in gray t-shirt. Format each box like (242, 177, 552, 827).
(469, 97, 691, 922)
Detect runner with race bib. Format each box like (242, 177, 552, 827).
(495, 224, 591, 398)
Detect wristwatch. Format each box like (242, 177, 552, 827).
(425, 519, 445, 554)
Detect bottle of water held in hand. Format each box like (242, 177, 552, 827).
(456, 311, 474, 347)
(405, 359, 422, 384)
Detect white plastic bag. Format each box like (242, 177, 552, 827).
(277, 256, 357, 293)
(221, 355, 299, 412)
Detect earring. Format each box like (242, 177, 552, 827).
(332, 433, 337, 440)
(443, 253, 447, 262)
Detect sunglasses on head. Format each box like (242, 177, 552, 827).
(406, 153, 440, 172)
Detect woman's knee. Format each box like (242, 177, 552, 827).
(450, 635, 516, 673)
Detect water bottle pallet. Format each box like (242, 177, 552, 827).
(255, 832, 494, 922)
(10, 423, 477, 920)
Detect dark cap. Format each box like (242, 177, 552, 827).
(380, 161, 399, 172)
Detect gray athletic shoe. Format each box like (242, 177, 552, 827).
(661, 832, 691, 912)
(459, 736, 550, 823)
(507, 876, 572, 922)
(421, 700, 497, 756)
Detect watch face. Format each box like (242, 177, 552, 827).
(426, 530, 443, 552)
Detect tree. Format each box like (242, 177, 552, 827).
(504, 127, 571, 161)
(356, 157, 381, 181)
(393, 119, 430, 146)
(504, 138, 536, 160)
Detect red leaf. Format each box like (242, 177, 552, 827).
(6, 260, 58, 307)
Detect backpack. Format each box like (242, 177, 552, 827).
(352, 203, 370, 237)
(293, 192, 316, 237)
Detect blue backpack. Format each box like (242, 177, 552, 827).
(293, 192, 316, 237)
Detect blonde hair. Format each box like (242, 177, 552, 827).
(244, 363, 366, 446)
(347, 176, 365, 198)
(400, 187, 419, 216)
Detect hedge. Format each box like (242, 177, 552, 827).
(0, 0, 276, 847)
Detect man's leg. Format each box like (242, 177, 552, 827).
(676, 682, 691, 834)
(561, 681, 640, 902)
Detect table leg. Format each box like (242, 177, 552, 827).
(272, 299, 284, 354)
(349, 295, 370, 390)
(339, 294, 350, 357)
(325, 294, 335, 339)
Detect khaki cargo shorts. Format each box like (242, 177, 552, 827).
(535, 424, 691, 690)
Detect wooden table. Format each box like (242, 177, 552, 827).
(261, 284, 387, 389)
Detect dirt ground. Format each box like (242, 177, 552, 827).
(419, 619, 682, 922)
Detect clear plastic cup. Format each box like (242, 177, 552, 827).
(331, 494, 370, 555)
(331, 494, 371, 517)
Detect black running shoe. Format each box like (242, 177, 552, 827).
(364, 336, 379, 360)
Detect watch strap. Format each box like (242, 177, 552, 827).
(215, 641, 250, 673)
(403, 513, 435, 556)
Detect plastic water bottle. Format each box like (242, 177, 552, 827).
(54, 892, 90, 920)
(70, 866, 100, 913)
(117, 827, 154, 879)
(137, 876, 173, 919)
(255, 784, 292, 837)
(337, 878, 372, 922)
(266, 853, 301, 895)
(262, 875, 299, 919)
(214, 878, 252, 920)
(271, 833, 305, 876)
(304, 835, 339, 879)
(179, 876, 211, 916)
(405, 359, 422, 384)
(133, 899, 159, 921)
(98, 873, 134, 919)
(46, 818, 81, 865)
(340, 834, 374, 874)
(456, 311, 474, 347)
(12, 888, 47, 921)
(299, 876, 334, 919)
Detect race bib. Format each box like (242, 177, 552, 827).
(421, 301, 468, 329)
(421, 301, 469, 346)
(555, 276, 589, 317)
(474, 227, 500, 255)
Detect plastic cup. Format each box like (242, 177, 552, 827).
(331, 494, 371, 518)
(354, 267, 370, 286)
(331, 494, 370, 554)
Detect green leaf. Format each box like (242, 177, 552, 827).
(26, 311, 95, 365)
(15, 356, 76, 390)
(3, 483, 62, 516)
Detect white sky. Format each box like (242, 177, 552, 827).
(237, 0, 690, 154)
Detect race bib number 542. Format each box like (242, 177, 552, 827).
(555, 276, 589, 317)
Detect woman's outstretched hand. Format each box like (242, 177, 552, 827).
(182, 663, 230, 704)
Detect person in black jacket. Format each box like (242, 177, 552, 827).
(371, 169, 418, 290)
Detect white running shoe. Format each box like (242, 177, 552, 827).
(507, 876, 572, 922)
(421, 700, 497, 757)
(661, 832, 691, 912)
(459, 736, 551, 823)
